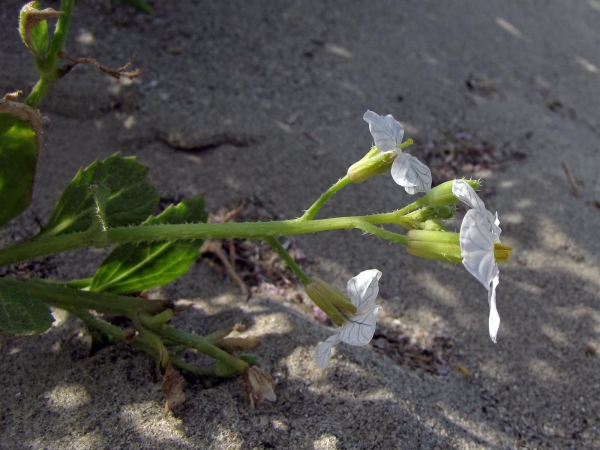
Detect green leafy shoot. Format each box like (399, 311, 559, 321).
(0, 114, 38, 227)
(0, 278, 53, 335)
(89, 196, 208, 294)
(118, 0, 154, 15)
(40, 154, 160, 237)
(30, 10, 49, 59)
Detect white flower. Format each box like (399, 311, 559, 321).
(363, 110, 432, 194)
(453, 179, 502, 343)
(315, 269, 382, 368)
(452, 179, 501, 240)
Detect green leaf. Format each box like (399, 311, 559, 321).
(118, 0, 154, 14)
(90, 182, 111, 231)
(90, 196, 208, 294)
(0, 114, 38, 227)
(41, 154, 160, 236)
(30, 10, 49, 59)
(0, 279, 53, 335)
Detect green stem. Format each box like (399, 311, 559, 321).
(0, 211, 421, 267)
(25, 0, 75, 108)
(143, 323, 250, 374)
(354, 221, 408, 245)
(299, 176, 352, 221)
(0, 277, 170, 316)
(66, 306, 202, 376)
(264, 236, 311, 285)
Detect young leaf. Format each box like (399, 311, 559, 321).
(89, 196, 208, 294)
(30, 9, 49, 59)
(40, 154, 160, 236)
(19, 2, 62, 60)
(0, 114, 38, 227)
(0, 279, 53, 335)
(118, 0, 154, 15)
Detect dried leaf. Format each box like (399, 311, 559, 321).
(162, 364, 185, 416)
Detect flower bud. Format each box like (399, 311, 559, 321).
(406, 230, 463, 263)
(422, 179, 480, 207)
(347, 147, 397, 184)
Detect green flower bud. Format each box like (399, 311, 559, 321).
(422, 179, 480, 207)
(305, 277, 357, 326)
(406, 230, 463, 263)
(347, 147, 397, 184)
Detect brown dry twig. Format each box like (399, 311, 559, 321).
(561, 161, 581, 198)
(59, 51, 142, 80)
(200, 202, 250, 299)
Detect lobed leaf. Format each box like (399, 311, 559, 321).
(0, 279, 53, 335)
(0, 114, 38, 227)
(40, 154, 160, 236)
(89, 196, 207, 294)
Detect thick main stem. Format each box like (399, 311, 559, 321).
(0, 212, 411, 267)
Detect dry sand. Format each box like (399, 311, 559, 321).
(1, 0, 600, 448)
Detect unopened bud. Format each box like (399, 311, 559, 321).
(347, 147, 397, 184)
(406, 230, 463, 263)
(422, 179, 480, 207)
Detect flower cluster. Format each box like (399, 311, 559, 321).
(311, 111, 511, 368)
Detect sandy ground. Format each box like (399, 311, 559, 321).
(2, 0, 600, 448)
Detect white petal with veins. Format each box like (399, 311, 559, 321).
(363, 110, 403, 152)
(339, 307, 382, 346)
(315, 334, 342, 368)
(460, 209, 498, 288)
(391, 153, 432, 194)
(346, 269, 382, 312)
(453, 179, 502, 240)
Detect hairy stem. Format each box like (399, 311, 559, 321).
(299, 176, 352, 221)
(264, 236, 311, 285)
(0, 211, 417, 267)
(143, 322, 250, 374)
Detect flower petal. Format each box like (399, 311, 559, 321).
(452, 179, 487, 211)
(460, 209, 498, 288)
(339, 306, 381, 346)
(488, 275, 500, 343)
(315, 334, 342, 368)
(391, 153, 432, 194)
(453, 180, 502, 240)
(346, 269, 382, 313)
(363, 110, 404, 152)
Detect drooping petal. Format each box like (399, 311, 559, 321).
(346, 269, 382, 313)
(339, 306, 382, 346)
(391, 153, 432, 194)
(453, 180, 502, 240)
(452, 179, 487, 211)
(363, 110, 404, 152)
(315, 334, 342, 368)
(488, 275, 500, 343)
(460, 209, 499, 288)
